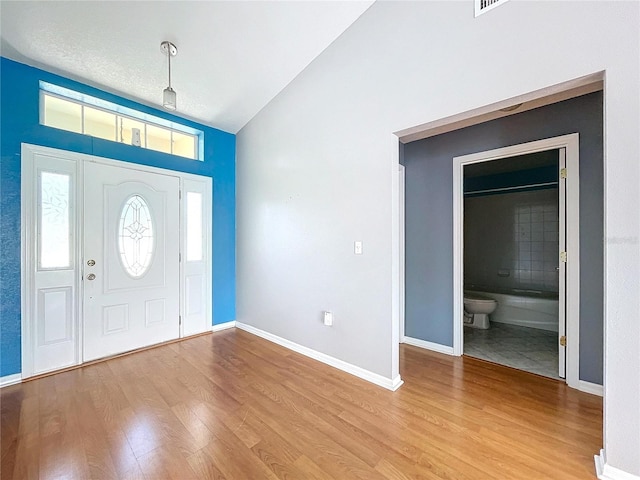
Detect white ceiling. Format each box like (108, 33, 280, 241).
(0, 1, 373, 133)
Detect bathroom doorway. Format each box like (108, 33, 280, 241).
(463, 149, 563, 379)
(453, 134, 580, 388)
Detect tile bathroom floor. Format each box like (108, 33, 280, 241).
(464, 322, 560, 379)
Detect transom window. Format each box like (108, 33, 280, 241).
(40, 82, 203, 160)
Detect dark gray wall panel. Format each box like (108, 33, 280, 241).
(402, 91, 603, 384)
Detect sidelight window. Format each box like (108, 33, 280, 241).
(39, 171, 71, 269)
(186, 192, 203, 261)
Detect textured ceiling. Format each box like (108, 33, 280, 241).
(0, 1, 373, 133)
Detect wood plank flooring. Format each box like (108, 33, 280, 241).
(1, 329, 602, 479)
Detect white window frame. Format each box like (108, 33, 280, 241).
(39, 84, 203, 160)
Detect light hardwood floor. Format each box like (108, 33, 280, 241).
(1, 329, 602, 479)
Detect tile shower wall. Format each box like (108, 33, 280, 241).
(464, 188, 559, 293)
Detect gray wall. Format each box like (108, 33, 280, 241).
(402, 91, 603, 384)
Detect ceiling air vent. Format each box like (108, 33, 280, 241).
(475, 0, 509, 17)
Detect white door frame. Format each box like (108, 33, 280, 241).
(452, 133, 580, 390)
(558, 148, 567, 379)
(21, 143, 212, 379)
(399, 164, 406, 342)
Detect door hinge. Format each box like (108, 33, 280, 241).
(560, 335, 567, 347)
(560, 251, 567, 263)
(179, 252, 182, 262)
(179, 190, 182, 200)
(560, 168, 567, 179)
(179, 315, 182, 326)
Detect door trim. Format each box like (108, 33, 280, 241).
(558, 147, 567, 379)
(452, 133, 580, 390)
(20, 143, 212, 379)
(399, 164, 406, 342)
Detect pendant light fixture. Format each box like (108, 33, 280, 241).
(160, 41, 177, 110)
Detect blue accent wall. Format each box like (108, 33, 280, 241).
(0, 57, 236, 377)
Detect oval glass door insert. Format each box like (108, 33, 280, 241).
(118, 194, 154, 277)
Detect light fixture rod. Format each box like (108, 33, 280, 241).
(160, 41, 178, 111)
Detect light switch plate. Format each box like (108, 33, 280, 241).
(323, 311, 333, 326)
(354, 241, 363, 255)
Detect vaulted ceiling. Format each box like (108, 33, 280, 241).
(0, 1, 373, 133)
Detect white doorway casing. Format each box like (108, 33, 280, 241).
(453, 134, 581, 390)
(558, 148, 567, 379)
(21, 144, 212, 378)
(399, 164, 405, 342)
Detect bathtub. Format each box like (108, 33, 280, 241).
(464, 288, 559, 332)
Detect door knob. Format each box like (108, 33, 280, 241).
(87, 273, 96, 280)
(87, 259, 96, 266)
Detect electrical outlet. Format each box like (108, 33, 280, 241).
(354, 241, 363, 255)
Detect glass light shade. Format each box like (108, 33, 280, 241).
(163, 87, 177, 110)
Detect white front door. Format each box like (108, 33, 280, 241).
(83, 162, 180, 361)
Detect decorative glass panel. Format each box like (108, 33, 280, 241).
(118, 195, 154, 277)
(40, 172, 71, 269)
(186, 192, 203, 261)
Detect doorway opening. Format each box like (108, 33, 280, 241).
(462, 149, 564, 379)
(397, 79, 603, 396)
(453, 134, 580, 388)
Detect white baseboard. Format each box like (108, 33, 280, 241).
(0, 373, 22, 388)
(402, 336, 455, 355)
(236, 322, 403, 391)
(211, 321, 236, 332)
(579, 380, 603, 397)
(595, 450, 605, 478)
(596, 450, 640, 480)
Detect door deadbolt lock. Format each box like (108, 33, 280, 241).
(87, 273, 96, 280)
(87, 259, 96, 266)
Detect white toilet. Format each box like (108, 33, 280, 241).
(463, 293, 498, 329)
